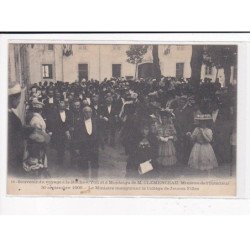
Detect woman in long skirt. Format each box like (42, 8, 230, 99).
(188, 114, 218, 172)
(156, 109, 177, 168)
(23, 99, 50, 177)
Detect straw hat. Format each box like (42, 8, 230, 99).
(160, 108, 175, 118)
(8, 82, 21, 95)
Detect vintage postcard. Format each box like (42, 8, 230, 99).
(7, 42, 237, 196)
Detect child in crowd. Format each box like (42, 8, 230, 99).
(156, 109, 177, 168)
(187, 114, 218, 172)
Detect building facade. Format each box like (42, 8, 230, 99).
(9, 44, 236, 87)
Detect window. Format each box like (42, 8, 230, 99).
(42, 64, 53, 79)
(78, 64, 88, 81)
(176, 63, 184, 79)
(205, 65, 213, 75)
(164, 46, 171, 55)
(48, 44, 54, 51)
(112, 64, 121, 78)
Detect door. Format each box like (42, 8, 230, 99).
(112, 64, 121, 78)
(176, 63, 184, 79)
(138, 63, 154, 79)
(78, 64, 88, 81)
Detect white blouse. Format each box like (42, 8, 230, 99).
(60, 111, 66, 122)
(30, 113, 46, 132)
(48, 97, 54, 104)
(107, 105, 111, 114)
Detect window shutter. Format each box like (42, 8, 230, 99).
(49, 65, 53, 78)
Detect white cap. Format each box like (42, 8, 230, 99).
(8, 82, 21, 95)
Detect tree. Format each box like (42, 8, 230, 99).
(203, 45, 237, 86)
(203, 45, 223, 80)
(190, 45, 204, 87)
(152, 45, 162, 80)
(221, 46, 237, 86)
(126, 45, 148, 78)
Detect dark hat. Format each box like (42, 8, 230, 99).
(160, 108, 175, 117)
(32, 98, 44, 109)
(73, 97, 81, 103)
(149, 101, 161, 110)
(105, 92, 113, 99)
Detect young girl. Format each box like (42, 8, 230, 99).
(187, 114, 218, 172)
(125, 122, 157, 178)
(156, 109, 177, 168)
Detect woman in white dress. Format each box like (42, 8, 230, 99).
(187, 114, 218, 172)
(23, 99, 50, 177)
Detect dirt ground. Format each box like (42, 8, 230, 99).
(46, 141, 235, 180)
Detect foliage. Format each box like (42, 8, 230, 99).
(203, 45, 237, 69)
(203, 45, 237, 85)
(126, 45, 148, 64)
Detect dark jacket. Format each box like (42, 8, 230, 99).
(90, 104, 101, 119)
(8, 111, 24, 174)
(51, 109, 71, 145)
(73, 116, 99, 155)
(43, 97, 57, 132)
(100, 104, 118, 121)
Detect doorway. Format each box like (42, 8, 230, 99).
(78, 64, 88, 81)
(176, 63, 184, 79)
(138, 63, 154, 79)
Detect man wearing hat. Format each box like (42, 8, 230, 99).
(8, 82, 24, 175)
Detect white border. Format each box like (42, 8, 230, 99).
(1, 33, 250, 214)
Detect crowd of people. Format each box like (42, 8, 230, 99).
(8, 76, 237, 179)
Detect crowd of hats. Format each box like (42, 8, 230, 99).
(27, 76, 237, 117)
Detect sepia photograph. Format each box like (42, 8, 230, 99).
(1, 1, 250, 248)
(7, 42, 237, 196)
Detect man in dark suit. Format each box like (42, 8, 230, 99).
(68, 98, 82, 166)
(43, 87, 56, 133)
(91, 94, 105, 149)
(99, 93, 119, 147)
(8, 82, 24, 176)
(40, 86, 47, 103)
(90, 94, 100, 118)
(74, 106, 99, 178)
(51, 100, 71, 166)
